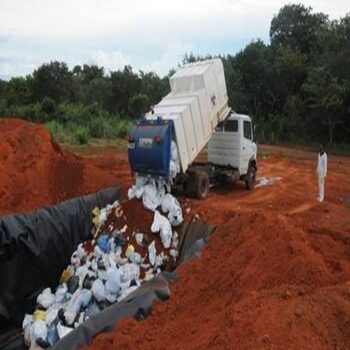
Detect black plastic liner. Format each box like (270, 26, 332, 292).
(0, 187, 120, 330)
(0, 190, 215, 350)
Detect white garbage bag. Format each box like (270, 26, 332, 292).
(151, 210, 173, 248)
(92, 279, 106, 302)
(161, 193, 183, 226)
(36, 288, 55, 309)
(46, 307, 59, 327)
(64, 289, 84, 326)
(30, 320, 47, 344)
(55, 284, 67, 304)
(148, 241, 156, 266)
(119, 263, 140, 287)
(135, 233, 144, 246)
(128, 176, 148, 199)
(142, 181, 159, 211)
(105, 265, 121, 297)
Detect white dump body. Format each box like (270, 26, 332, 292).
(147, 59, 230, 173)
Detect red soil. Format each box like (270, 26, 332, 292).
(2, 119, 350, 349)
(83, 149, 350, 350)
(0, 118, 131, 216)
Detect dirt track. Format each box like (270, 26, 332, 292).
(1, 120, 350, 349)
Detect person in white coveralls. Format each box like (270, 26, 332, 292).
(316, 145, 327, 202)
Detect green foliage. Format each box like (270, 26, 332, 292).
(74, 127, 89, 144)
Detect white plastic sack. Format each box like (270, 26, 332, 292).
(92, 279, 106, 302)
(46, 308, 59, 327)
(142, 182, 159, 211)
(36, 288, 54, 309)
(105, 265, 121, 297)
(64, 289, 84, 325)
(148, 241, 156, 266)
(55, 284, 67, 304)
(30, 320, 47, 344)
(161, 193, 183, 226)
(151, 210, 173, 248)
(128, 176, 148, 200)
(119, 263, 140, 287)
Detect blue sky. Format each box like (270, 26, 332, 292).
(0, 0, 348, 79)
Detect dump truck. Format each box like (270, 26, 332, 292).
(128, 58, 257, 199)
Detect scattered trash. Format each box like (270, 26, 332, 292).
(256, 176, 282, 188)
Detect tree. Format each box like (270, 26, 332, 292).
(33, 61, 73, 103)
(270, 4, 328, 58)
(303, 66, 345, 144)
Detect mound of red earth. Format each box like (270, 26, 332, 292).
(83, 209, 350, 350)
(0, 118, 130, 215)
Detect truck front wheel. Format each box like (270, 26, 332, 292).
(245, 166, 256, 190)
(195, 171, 209, 199)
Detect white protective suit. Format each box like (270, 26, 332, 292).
(316, 151, 327, 202)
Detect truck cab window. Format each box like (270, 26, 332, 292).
(243, 121, 252, 140)
(224, 119, 238, 132)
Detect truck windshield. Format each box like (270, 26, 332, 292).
(225, 120, 238, 132)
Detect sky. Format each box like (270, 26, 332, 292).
(0, 0, 348, 80)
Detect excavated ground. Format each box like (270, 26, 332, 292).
(1, 119, 350, 349)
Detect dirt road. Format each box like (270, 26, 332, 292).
(1, 120, 350, 349)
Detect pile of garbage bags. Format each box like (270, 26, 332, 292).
(22, 141, 184, 348)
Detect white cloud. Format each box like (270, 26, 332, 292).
(90, 50, 131, 72)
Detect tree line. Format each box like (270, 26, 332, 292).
(0, 4, 349, 146)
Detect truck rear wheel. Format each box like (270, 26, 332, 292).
(245, 166, 256, 190)
(195, 171, 209, 199)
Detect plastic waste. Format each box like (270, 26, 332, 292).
(92, 207, 101, 227)
(46, 308, 59, 327)
(128, 176, 147, 199)
(30, 320, 47, 345)
(81, 289, 92, 308)
(161, 193, 183, 226)
(64, 289, 84, 326)
(128, 252, 142, 265)
(105, 264, 121, 297)
(98, 208, 108, 226)
(59, 268, 73, 284)
(36, 288, 55, 310)
(151, 210, 173, 248)
(33, 310, 46, 322)
(91, 279, 106, 302)
(135, 233, 144, 246)
(97, 235, 111, 253)
(67, 275, 80, 294)
(148, 241, 156, 266)
(47, 326, 58, 346)
(142, 181, 159, 211)
(119, 263, 140, 287)
(125, 244, 135, 257)
(171, 231, 179, 249)
(57, 322, 73, 339)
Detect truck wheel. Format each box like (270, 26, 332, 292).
(245, 166, 256, 190)
(195, 171, 209, 199)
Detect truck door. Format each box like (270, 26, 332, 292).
(241, 120, 253, 174)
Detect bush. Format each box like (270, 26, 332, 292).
(74, 127, 89, 144)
